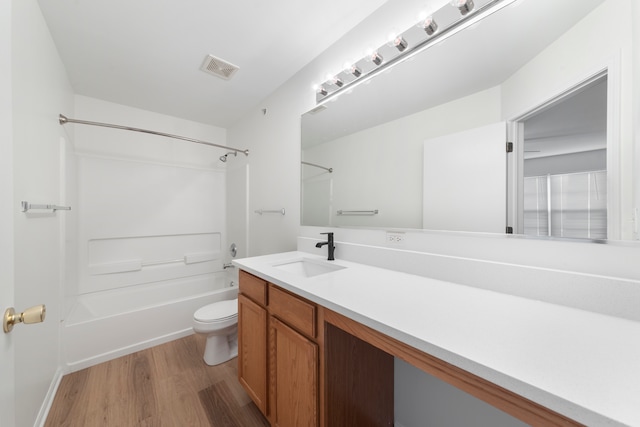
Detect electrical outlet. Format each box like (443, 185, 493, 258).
(386, 232, 405, 244)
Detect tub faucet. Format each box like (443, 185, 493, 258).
(223, 263, 235, 269)
(315, 232, 335, 261)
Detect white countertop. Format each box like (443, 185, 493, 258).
(234, 251, 640, 427)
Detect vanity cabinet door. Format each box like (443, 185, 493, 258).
(270, 317, 318, 427)
(238, 294, 268, 416)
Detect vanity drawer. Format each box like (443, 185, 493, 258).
(268, 284, 317, 338)
(240, 270, 267, 306)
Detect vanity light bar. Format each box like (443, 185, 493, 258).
(315, 0, 515, 104)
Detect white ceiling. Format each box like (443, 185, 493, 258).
(524, 76, 608, 159)
(37, 0, 388, 128)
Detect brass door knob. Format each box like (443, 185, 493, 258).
(3, 304, 46, 333)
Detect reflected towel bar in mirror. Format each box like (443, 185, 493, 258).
(337, 210, 379, 215)
(21, 201, 71, 212)
(254, 209, 286, 215)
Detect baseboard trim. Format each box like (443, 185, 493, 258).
(65, 328, 194, 373)
(34, 367, 64, 427)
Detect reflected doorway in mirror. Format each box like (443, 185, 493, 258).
(510, 73, 609, 240)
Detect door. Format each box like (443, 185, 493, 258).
(423, 122, 507, 233)
(270, 317, 318, 427)
(238, 294, 268, 415)
(0, 1, 15, 424)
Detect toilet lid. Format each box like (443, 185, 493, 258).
(194, 298, 238, 322)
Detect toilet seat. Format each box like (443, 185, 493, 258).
(194, 299, 238, 323)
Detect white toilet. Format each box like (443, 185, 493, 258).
(192, 298, 239, 366)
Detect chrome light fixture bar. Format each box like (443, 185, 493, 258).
(315, 0, 518, 104)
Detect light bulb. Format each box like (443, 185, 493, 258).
(325, 73, 344, 88)
(368, 51, 383, 66)
(392, 36, 408, 52)
(421, 16, 438, 36)
(450, 0, 474, 15)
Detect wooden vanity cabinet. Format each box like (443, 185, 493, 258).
(238, 271, 319, 427)
(239, 270, 394, 427)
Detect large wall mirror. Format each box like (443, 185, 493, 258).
(301, 0, 636, 241)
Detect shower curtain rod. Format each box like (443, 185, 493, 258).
(59, 114, 249, 156)
(301, 161, 332, 173)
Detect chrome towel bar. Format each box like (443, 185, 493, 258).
(337, 209, 379, 215)
(21, 201, 71, 212)
(254, 209, 286, 215)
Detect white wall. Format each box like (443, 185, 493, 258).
(229, 0, 639, 426)
(228, 92, 305, 257)
(395, 359, 528, 427)
(11, 0, 74, 425)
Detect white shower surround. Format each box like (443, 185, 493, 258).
(62, 96, 233, 371)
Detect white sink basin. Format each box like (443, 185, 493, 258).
(272, 258, 346, 278)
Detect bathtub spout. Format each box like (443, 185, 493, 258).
(223, 263, 235, 269)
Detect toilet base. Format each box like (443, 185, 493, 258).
(203, 331, 238, 366)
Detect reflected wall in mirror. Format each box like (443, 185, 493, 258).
(301, 0, 636, 240)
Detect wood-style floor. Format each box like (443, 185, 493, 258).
(45, 334, 270, 427)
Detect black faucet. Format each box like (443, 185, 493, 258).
(315, 232, 335, 261)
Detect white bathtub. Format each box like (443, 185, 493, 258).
(63, 272, 238, 371)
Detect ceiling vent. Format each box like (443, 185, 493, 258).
(200, 54, 239, 81)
